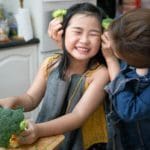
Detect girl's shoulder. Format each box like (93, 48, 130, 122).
(41, 53, 62, 79)
(43, 53, 62, 66)
(85, 63, 109, 89)
(85, 63, 108, 77)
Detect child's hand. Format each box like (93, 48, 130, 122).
(102, 32, 120, 81)
(0, 97, 18, 109)
(101, 32, 116, 61)
(19, 120, 39, 145)
(48, 18, 63, 49)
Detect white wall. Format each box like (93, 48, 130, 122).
(0, 0, 20, 13)
(142, 0, 150, 8)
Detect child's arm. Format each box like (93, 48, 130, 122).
(101, 32, 120, 81)
(102, 32, 150, 122)
(0, 59, 48, 111)
(19, 66, 109, 145)
(105, 69, 150, 122)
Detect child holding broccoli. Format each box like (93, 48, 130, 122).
(0, 3, 109, 150)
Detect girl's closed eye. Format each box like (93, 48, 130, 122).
(89, 31, 101, 38)
(89, 32, 100, 37)
(72, 28, 82, 35)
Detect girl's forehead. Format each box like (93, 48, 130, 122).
(68, 14, 101, 29)
(69, 13, 99, 23)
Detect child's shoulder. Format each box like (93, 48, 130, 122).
(85, 63, 108, 77)
(44, 53, 62, 65)
(92, 64, 109, 81)
(41, 53, 62, 78)
(85, 64, 109, 88)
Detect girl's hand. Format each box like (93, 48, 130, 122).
(0, 97, 18, 109)
(19, 120, 39, 145)
(48, 18, 63, 49)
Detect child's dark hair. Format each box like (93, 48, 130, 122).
(109, 8, 150, 67)
(58, 2, 105, 79)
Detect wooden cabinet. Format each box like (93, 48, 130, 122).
(0, 43, 39, 120)
(0, 44, 38, 98)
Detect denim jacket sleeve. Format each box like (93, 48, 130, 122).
(105, 67, 150, 122)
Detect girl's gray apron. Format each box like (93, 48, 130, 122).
(36, 67, 86, 150)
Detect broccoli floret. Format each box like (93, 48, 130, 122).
(0, 107, 26, 148)
(102, 17, 113, 30)
(52, 9, 67, 21)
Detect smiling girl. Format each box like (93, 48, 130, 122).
(0, 3, 109, 150)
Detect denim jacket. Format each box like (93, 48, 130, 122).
(105, 61, 150, 150)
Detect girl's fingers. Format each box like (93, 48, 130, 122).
(19, 119, 33, 136)
(19, 120, 36, 145)
(57, 30, 63, 40)
(48, 19, 63, 40)
(48, 23, 62, 37)
(19, 135, 34, 145)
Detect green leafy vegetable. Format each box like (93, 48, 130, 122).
(19, 119, 27, 131)
(102, 17, 113, 30)
(0, 107, 27, 148)
(52, 9, 67, 20)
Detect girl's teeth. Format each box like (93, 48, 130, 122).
(78, 47, 88, 52)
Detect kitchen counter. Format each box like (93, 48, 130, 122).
(6, 135, 65, 150)
(0, 38, 40, 49)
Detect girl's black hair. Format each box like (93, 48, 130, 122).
(58, 2, 106, 79)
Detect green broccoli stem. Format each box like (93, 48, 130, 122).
(19, 119, 28, 131)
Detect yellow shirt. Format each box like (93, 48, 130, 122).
(82, 69, 108, 149)
(41, 54, 108, 149)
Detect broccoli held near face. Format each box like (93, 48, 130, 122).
(0, 107, 27, 148)
(52, 9, 67, 21)
(102, 17, 113, 30)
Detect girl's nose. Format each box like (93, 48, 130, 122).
(79, 33, 89, 44)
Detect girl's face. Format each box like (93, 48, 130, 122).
(64, 14, 101, 62)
